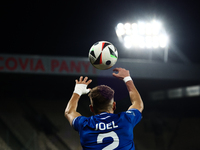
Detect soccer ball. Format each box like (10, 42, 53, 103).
(88, 41, 118, 70)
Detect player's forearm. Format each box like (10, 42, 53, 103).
(126, 80, 144, 112)
(65, 93, 82, 126)
(65, 93, 80, 115)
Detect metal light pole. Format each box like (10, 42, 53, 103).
(164, 45, 169, 62)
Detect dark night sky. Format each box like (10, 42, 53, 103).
(1, 0, 200, 63)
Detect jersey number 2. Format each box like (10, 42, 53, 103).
(97, 131, 119, 150)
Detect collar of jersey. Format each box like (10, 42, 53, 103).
(98, 112, 113, 116)
(99, 112, 108, 115)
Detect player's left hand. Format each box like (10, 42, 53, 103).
(113, 68, 130, 80)
(73, 76, 92, 96)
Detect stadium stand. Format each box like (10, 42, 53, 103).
(0, 137, 12, 150)
(1, 96, 200, 150)
(28, 98, 86, 150)
(0, 99, 60, 150)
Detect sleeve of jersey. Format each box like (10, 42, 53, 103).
(72, 116, 82, 131)
(124, 108, 142, 126)
(72, 116, 87, 132)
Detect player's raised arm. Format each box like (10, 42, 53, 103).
(64, 76, 92, 126)
(112, 68, 144, 112)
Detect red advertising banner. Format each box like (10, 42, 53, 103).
(1, 54, 200, 81)
(0, 54, 98, 76)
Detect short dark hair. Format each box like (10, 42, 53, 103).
(88, 85, 114, 114)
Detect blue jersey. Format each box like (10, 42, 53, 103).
(73, 108, 142, 150)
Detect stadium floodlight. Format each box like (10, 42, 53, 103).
(115, 20, 169, 50)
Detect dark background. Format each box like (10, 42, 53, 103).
(1, 0, 200, 150)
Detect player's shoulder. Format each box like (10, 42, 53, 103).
(72, 116, 89, 130)
(121, 108, 141, 116)
(73, 115, 98, 129)
(126, 108, 141, 114)
(120, 108, 142, 123)
(73, 115, 88, 125)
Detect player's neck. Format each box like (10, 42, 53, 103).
(96, 110, 114, 115)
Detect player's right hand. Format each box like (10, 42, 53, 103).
(73, 76, 92, 96)
(112, 68, 130, 80)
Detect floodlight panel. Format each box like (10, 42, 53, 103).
(138, 22, 146, 35)
(132, 35, 138, 46)
(152, 36, 159, 48)
(151, 20, 162, 35)
(124, 23, 132, 35)
(115, 20, 169, 49)
(124, 23, 131, 30)
(124, 36, 132, 49)
(138, 36, 145, 48)
(131, 23, 138, 36)
(159, 34, 169, 48)
(116, 29, 125, 37)
(116, 23, 125, 36)
(126, 29, 132, 35)
(145, 23, 152, 35)
(145, 36, 153, 48)
(117, 23, 124, 29)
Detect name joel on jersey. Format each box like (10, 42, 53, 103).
(95, 121, 118, 131)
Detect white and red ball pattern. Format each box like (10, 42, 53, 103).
(89, 41, 118, 70)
